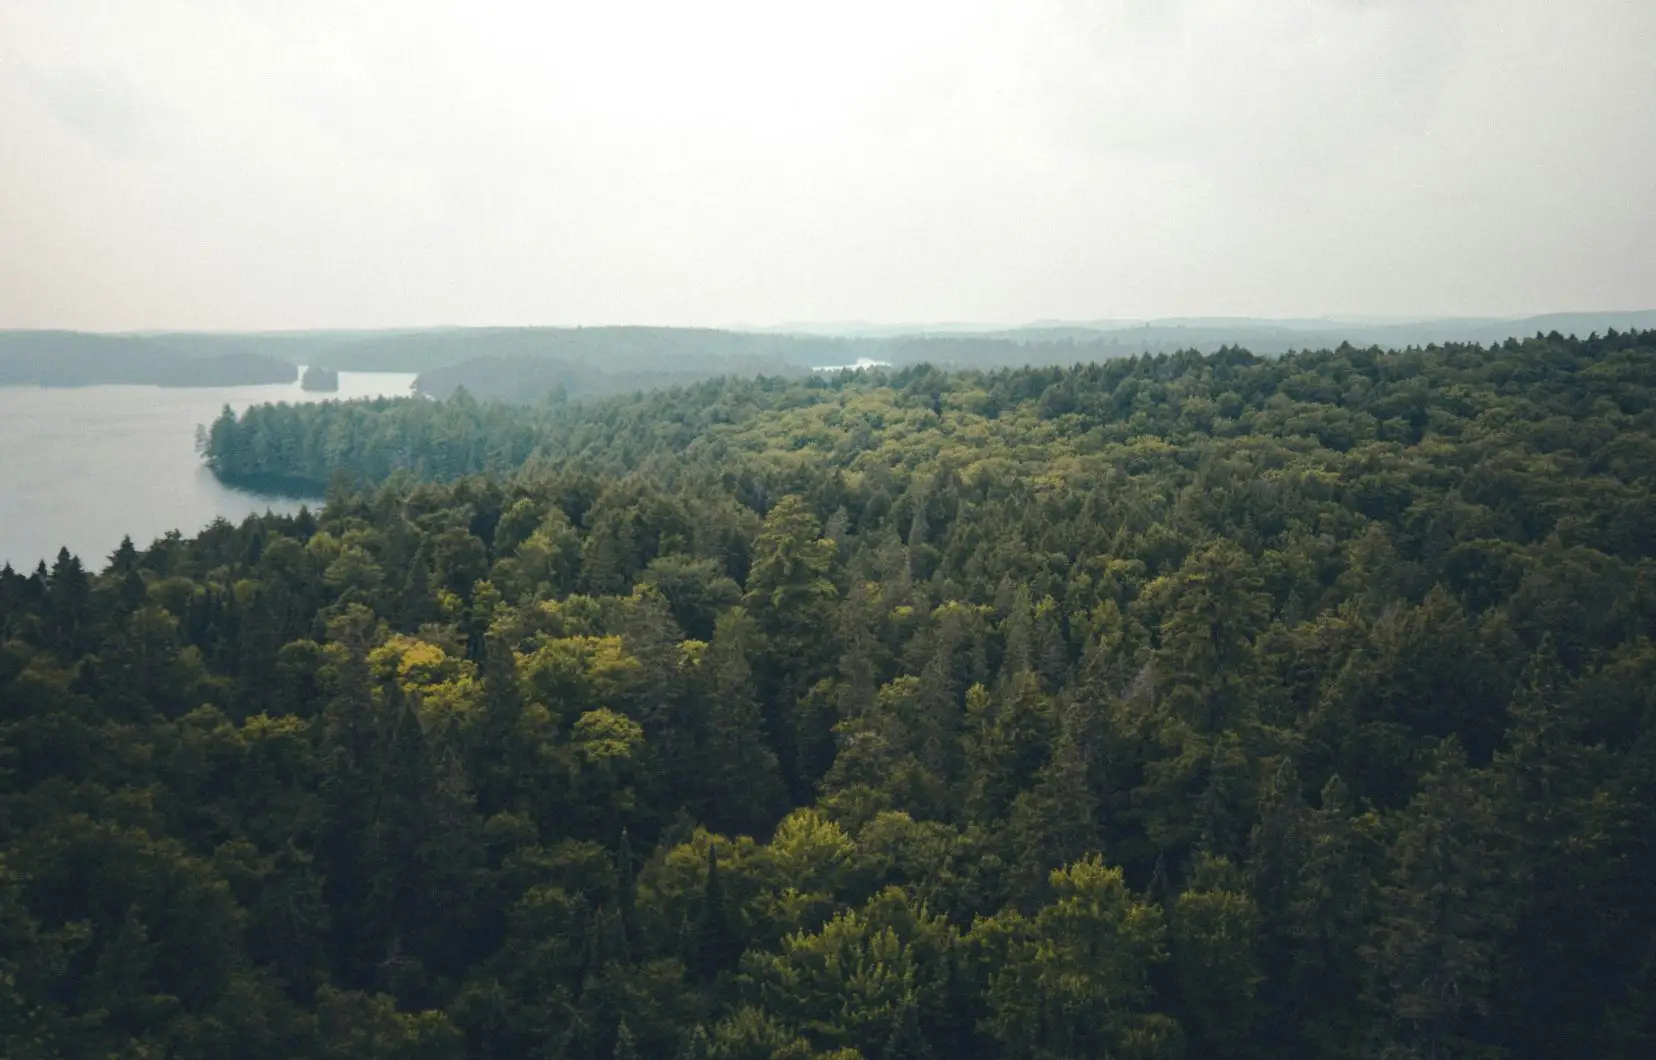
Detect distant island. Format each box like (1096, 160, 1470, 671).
(300, 364, 340, 391)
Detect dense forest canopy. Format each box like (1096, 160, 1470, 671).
(5, 329, 1656, 1057)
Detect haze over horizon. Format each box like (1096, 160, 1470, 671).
(4, 0, 1653, 333)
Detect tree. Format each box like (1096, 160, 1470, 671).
(975, 856, 1178, 1059)
(743, 495, 840, 794)
(747, 887, 959, 1057)
(698, 608, 787, 837)
(1365, 740, 1506, 1059)
(692, 845, 742, 986)
(1149, 539, 1269, 737)
(1170, 855, 1263, 1057)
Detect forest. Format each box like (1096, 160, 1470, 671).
(5, 329, 1656, 1058)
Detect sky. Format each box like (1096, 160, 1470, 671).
(1, 0, 1652, 331)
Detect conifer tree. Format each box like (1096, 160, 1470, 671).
(691, 845, 741, 985)
(700, 609, 787, 837)
(1365, 740, 1506, 1059)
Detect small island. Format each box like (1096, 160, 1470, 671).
(300, 365, 340, 392)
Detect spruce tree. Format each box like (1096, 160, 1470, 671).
(692, 844, 742, 985)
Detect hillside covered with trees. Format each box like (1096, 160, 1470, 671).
(0, 332, 297, 388)
(6, 329, 1656, 1057)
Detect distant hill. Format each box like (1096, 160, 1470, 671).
(411, 313, 1656, 403)
(965, 311, 1656, 352)
(0, 332, 296, 387)
(6, 312, 1652, 392)
(409, 334, 1167, 402)
(769, 310, 1656, 347)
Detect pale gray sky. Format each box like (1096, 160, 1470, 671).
(1, 0, 1652, 330)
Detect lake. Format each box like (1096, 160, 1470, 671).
(0, 371, 416, 571)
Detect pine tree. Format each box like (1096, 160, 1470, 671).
(612, 1019, 640, 1060)
(614, 829, 637, 963)
(879, 995, 934, 1060)
(1485, 640, 1628, 1050)
(1007, 721, 1099, 901)
(700, 609, 786, 837)
(45, 548, 92, 656)
(692, 845, 742, 985)
(400, 542, 436, 630)
(109, 535, 139, 575)
(1365, 739, 1506, 1059)
(673, 1024, 713, 1060)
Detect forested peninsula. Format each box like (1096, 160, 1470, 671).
(5, 329, 1656, 1057)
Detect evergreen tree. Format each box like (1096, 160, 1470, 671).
(699, 609, 787, 837)
(691, 845, 741, 985)
(1365, 740, 1507, 1059)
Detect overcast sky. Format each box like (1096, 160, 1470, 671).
(1, 0, 1652, 331)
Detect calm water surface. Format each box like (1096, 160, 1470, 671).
(0, 371, 415, 571)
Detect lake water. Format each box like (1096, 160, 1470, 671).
(0, 371, 416, 572)
(811, 357, 891, 371)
